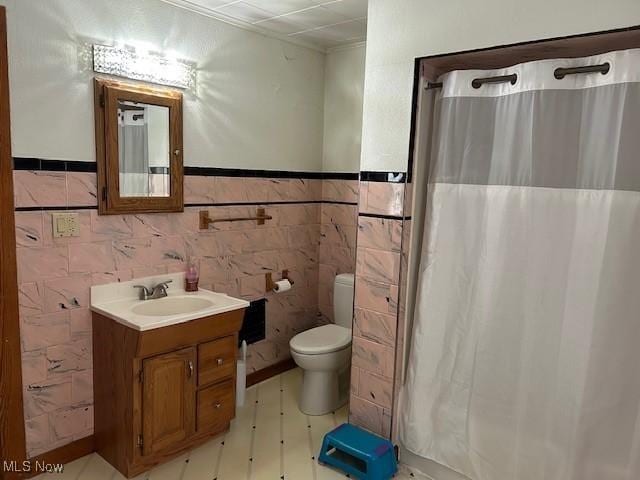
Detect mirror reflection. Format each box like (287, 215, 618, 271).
(117, 100, 170, 197)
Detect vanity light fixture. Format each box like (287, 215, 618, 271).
(92, 44, 196, 89)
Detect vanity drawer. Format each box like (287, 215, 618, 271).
(198, 336, 236, 386)
(197, 379, 234, 433)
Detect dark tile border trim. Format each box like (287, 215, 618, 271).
(359, 171, 406, 183)
(184, 166, 358, 180)
(14, 157, 97, 172)
(14, 158, 407, 183)
(15, 200, 358, 212)
(358, 212, 412, 221)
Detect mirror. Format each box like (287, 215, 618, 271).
(94, 79, 183, 214)
(117, 101, 170, 198)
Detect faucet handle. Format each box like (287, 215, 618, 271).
(158, 279, 172, 287)
(133, 285, 151, 300)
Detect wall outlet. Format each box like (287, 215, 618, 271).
(52, 212, 80, 238)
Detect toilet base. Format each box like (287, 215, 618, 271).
(300, 370, 347, 415)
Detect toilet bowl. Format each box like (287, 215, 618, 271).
(290, 273, 354, 415)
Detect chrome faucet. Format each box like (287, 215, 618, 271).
(133, 280, 172, 300)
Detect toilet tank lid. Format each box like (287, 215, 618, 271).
(335, 273, 354, 286)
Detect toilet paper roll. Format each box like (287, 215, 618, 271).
(273, 279, 292, 293)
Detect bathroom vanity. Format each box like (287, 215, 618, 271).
(91, 274, 248, 477)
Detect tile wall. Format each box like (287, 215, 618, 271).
(349, 178, 408, 438)
(13, 163, 357, 457)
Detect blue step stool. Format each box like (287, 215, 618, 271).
(318, 423, 397, 480)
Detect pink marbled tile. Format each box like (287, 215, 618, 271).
(352, 335, 394, 378)
(318, 243, 355, 273)
(239, 274, 266, 300)
(207, 230, 250, 256)
(289, 179, 322, 201)
(353, 308, 397, 348)
(199, 256, 232, 284)
(278, 204, 320, 226)
(287, 224, 320, 248)
(359, 181, 404, 217)
(14, 171, 67, 208)
(18, 282, 44, 317)
(246, 340, 289, 373)
(320, 223, 357, 250)
(22, 349, 48, 386)
(131, 265, 168, 279)
(382, 409, 392, 439)
(90, 270, 133, 285)
(213, 279, 240, 297)
(318, 263, 338, 285)
(356, 247, 400, 285)
(90, 211, 133, 240)
(25, 414, 50, 457)
(43, 274, 91, 312)
(244, 228, 288, 253)
(318, 281, 333, 309)
(70, 369, 94, 403)
(66, 172, 97, 206)
(357, 217, 402, 253)
(215, 177, 252, 203)
(244, 178, 271, 203)
(349, 394, 384, 436)
(69, 241, 116, 274)
(17, 246, 68, 283)
(184, 175, 216, 204)
(358, 369, 393, 409)
(132, 211, 199, 237)
(15, 211, 43, 247)
(20, 312, 70, 352)
(111, 237, 152, 270)
(350, 365, 361, 397)
(49, 404, 93, 443)
(354, 276, 398, 316)
(228, 253, 275, 278)
(322, 179, 359, 203)
(69, 309, 92, 339)
(266, 179, 292, 201)
(23, 376, 72, 418)
(184, 233, 223, 258)
(46, 338, 91, 377)
(321, 203, 358, 226)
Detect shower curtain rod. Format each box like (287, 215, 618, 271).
(425, 62, 611, 90)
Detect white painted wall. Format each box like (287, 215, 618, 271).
(362, 0, 640, 172)
(322, 44, 366, 173)
(1, 0, 326, 171)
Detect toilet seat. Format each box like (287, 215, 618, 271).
(290, 324, 351, 355)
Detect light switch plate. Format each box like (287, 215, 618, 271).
(52, 212, 80, 238)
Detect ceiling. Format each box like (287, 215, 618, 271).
(171, 0, 367, 50)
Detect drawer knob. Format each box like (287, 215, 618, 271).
(216, 358, 224, 366)
(214, 402, 222, 409)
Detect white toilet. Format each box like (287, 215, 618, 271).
(290, 273, 354, 415)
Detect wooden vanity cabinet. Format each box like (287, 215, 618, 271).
(92, 309, 245, 478)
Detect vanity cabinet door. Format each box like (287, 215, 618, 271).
(142, 347, 196, 456)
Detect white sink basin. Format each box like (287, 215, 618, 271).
(90, 273, 249, 331)
(131, 296, 215, 317)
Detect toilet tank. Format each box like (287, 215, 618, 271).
(333, 273, 355, 329)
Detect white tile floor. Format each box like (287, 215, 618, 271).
(34, 368, 428, 480)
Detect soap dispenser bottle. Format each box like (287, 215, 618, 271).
(185, 256, 200, 292)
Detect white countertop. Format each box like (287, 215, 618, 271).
(90, 272, 249, 331)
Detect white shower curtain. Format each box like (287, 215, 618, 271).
(401, 49, 640, 480)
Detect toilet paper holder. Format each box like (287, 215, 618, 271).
(265, 270, 294, 292)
